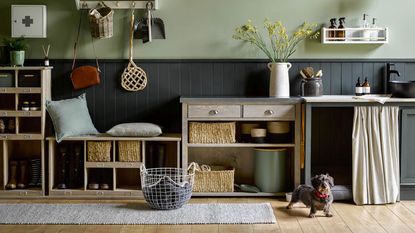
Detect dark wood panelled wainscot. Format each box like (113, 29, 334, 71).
(25, 59, 415, 133)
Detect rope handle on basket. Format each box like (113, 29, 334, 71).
(129, 8, 135, 62)
(139, 164, 147, 174)
(187, 162, 212, 174)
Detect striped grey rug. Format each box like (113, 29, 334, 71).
(0, 203, 276, 225)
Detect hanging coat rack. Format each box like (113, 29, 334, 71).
(75, 0, 159, 10)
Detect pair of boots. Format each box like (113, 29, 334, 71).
(56, 144, 83, 189)
(6, 160, 28, 189)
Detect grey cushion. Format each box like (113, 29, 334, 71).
(46, 94, 99, 143)
(106, 123, 162, 137)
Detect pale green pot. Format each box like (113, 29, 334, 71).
(10, 51, 25, 66)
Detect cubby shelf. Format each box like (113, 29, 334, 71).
(0, 67, 51, 198)
(47, 135, 181, 198)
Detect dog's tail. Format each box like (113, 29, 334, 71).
(290, 185, 302, 203)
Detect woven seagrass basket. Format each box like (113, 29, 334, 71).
(89, 4, 114, 39)
(192, 164, 235, 192)
(189, 122, 236, 144)
(87, 141, 112, 162)
(118, 141, 141, 162)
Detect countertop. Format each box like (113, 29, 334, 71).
(303, 95, 415, 103)
(180, 97, 303, 104)
(181, 95, 415, 104)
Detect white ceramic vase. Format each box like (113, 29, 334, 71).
(267, 62, 292, 97)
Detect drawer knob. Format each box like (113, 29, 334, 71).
(24, 135, 31, 139)
(264, 110, 274, 115)
(209, 110, 219, 115)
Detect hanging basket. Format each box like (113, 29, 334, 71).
(89, 3, 114, 39)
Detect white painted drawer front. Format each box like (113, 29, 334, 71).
(188, 105, 241, 118)
(243, 105, 295, 119)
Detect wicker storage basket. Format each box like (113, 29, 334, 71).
(89, 3, 114, 39)
(189, 122, 236, 144)
(118, 141, 141, 162)
(87, 141, 112, 162)
(192, 164, 235, 192)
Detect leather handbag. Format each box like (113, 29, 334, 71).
(70, 11, 101, 90)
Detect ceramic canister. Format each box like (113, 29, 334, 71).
(254, 148, 287, 193)
(251, 128, 267, 143)
(241, 123, 260, 142)
(267, 121, 291, 143)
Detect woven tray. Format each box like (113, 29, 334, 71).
(189, 122, 236, 144)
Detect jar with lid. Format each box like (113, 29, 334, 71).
(301, 78, 324, 96)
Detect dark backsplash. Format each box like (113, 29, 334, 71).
(25, 59, 414, 133)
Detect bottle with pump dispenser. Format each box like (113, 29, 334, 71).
(355, 77, 363, 96)
(328, 18, 337, 40)
(362, 77, 371, 95)
(362, 14, 371, 41)
(371, 18, 378, 41)
(337, 17, 346, 41)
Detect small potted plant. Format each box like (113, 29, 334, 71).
(2, 37, 29, 66)
(233, 19, 318, 97)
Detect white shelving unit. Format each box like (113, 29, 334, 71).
(321, 27, 389, 44)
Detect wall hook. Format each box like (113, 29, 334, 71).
(132, 1, 136, 7)
(82, 1, 88, 9)
(115, 1, 120, 7)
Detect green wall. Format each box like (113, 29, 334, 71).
(0, 0, 412, 59)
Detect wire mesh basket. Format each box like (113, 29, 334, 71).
(140, 163, 196, 210)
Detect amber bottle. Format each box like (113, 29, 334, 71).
(337, 17, 346, 41)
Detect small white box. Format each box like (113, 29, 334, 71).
(11, 5, 47, 38)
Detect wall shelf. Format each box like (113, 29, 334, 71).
(75, 0, 159, 10)
(321, 27, 389, 44)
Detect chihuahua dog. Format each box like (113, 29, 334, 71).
(287, 174, 334, 218)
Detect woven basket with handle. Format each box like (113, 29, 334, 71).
(192, 163, 235, 192)
(88, 2, 114, 39)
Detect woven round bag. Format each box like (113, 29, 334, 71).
(121, 9, 147, 91)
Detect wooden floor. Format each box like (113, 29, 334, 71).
(0, 198, 415, 233)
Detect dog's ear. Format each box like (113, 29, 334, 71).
(311, 175, 319, 188)
(327, 175, 334, 187)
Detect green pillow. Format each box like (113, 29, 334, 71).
(46, 93, 99, 142)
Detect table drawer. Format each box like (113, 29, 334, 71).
(188, 105, 241, 118)
(243, 104, 295, 119)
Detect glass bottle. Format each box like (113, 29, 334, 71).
(362, 14, 371, 41)
(362, 77, 371, 95)
(328, 18, 337, 40)
(371, 18, 378, 41)
(355, 77, 363, 96)
(337, 17, 346, 41)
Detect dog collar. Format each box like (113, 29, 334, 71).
(314, 190, 329, 202)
